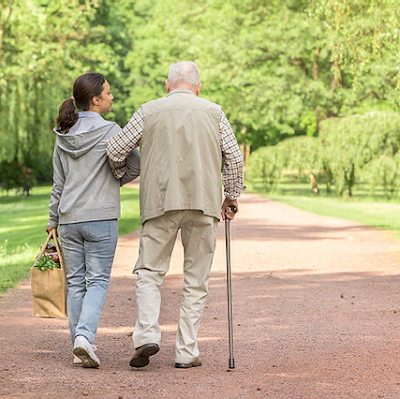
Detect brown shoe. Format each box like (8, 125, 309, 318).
(129, 343, 160, 368)
(175, 358, 202, 369)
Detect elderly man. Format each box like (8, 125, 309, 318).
(107, 61, 245, 369)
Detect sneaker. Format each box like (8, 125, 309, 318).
(73, 355, 82, 364)
(73, 335, 100, 368)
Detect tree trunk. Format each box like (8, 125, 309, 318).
(345, 164, 355, 197)
(13, 81, 20, 160)
(313, 48, 320, 80)
(330, 58, 342, 89)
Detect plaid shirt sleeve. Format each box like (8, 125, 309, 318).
(106, 108, 144, 179)
(220, 110, 245, 199)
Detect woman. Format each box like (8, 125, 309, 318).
(46, 72, 139, 368)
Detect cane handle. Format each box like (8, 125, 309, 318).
(229, 205, 238, 214)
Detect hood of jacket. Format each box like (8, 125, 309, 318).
(53, 113, 115, 159)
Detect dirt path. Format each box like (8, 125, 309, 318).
(1, 193, 400, 398)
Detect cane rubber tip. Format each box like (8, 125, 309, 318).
(229, 359, 235, 369)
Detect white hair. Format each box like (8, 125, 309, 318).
(167, 61, 200, 88)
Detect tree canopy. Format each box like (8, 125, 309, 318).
(0, 0, 399, 187)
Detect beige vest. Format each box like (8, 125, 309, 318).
(139, 88, 222, 223)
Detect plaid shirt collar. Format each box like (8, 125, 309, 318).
(167, 88, 196, 97)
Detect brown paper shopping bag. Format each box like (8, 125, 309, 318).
(30, 229, 67, 318)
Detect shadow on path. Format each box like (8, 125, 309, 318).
(1, 268, 400, 398)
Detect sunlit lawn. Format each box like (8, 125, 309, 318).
(247, 179, 400, 237)
(0, 185, 141, 295)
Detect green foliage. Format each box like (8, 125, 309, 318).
(0, 159, 37, 194)
(0, 0, 128, 185)
(0, 159, 22, 192)
(122, 0, 330, 147)
(1, 0, 400, 186)
(276, 136, 322, 178)
(308, 0, 400, 110)
(362, 154, 400, 197)
(247, 146, 282, 191)
(320, 111, 400, 196)
(120, 0, 400, 150)
(248, 135, 323, 193)
(35, 254, 60, 271)
(249, 111, 400, 197)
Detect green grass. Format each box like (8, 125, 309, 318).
(247, 180, 400, 237)
(0, 185, 141, 295)
(119, 186, 141, 235)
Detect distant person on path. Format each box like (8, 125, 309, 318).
(46, 72, 140, 368)
(107, 61, 245, 369)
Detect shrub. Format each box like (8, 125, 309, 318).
(0, 160, 22, 194)
(320, 111, 400, 196)
(361, 154, 400, 197)
(247, 146, 282, 191)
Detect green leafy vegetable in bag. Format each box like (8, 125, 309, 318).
(35, 254, 60, 271)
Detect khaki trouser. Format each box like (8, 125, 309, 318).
(133, 210, 218, 363)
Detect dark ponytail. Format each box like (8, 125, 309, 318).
(56, 72, 106, 133)
(56, 98, 78, 133)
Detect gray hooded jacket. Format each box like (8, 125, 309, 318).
(48, 112, 139, 227)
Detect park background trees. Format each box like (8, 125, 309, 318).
(0, 0, 399, 195)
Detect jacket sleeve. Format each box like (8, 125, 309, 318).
(48, 144, 65, 227)
(106, 109, 143, 179)
(120, 148, 140, 186)
(220, 111, 245, 199)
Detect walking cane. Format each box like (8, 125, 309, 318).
(225, 204, 237, 369)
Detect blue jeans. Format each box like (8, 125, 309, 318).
(59, 220, 118, 345)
